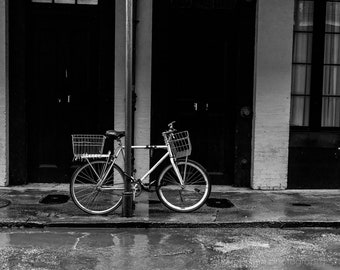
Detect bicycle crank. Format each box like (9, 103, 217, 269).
(132, 181, 142, 197)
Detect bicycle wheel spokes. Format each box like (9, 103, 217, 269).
(157, 160, 211, 212)
(160, 168, 182, 189)
(70, 161, 125, 215)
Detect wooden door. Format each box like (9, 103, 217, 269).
(27, 4, 109, 182)
(152, 3, 237, 184)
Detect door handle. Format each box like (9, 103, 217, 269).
(193, 103, 209, 111)
(57, 96, 71, 104)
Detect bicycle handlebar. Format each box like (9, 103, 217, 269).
(162, 121, 177, 135)
(168, 121, 176, 130)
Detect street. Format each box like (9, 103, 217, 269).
(0, 227, 339, 269)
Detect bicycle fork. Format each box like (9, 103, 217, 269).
(170, 157, 187, 187)
(83, 154, 118, 190)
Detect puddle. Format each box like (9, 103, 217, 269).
(206, 198, 234, 208)
(292, 203, 312, 207)
(39, 194, 70, 204)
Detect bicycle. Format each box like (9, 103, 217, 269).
(70, 121, 211, 214)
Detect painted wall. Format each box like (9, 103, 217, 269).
(251, 0, 294, 189)
(115, 0, 152, 178)
(134, 0, 152, 179)
(114, 0, 126, 134)
(0, 0, 8, 186)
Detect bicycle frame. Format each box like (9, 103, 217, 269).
(85, 141, 186, 190)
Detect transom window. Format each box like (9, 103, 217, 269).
(31, 0, 98, 4)
(291, 0, 340, 128)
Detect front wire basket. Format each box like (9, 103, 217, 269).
(72, 134, 107, 160)
(168, 131, 192, 158)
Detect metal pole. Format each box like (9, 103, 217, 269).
(122, 0, 134, 217)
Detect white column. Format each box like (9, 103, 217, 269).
(114, 0, 127, 167)
(115, 0, 126, 133)
(251, 0, 294, 190)
(134, 0, 152, 179)
(0, 0, 8, 186)
(115, 0, 153, 177)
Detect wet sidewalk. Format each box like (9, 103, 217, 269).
(0, 184, 339, 228)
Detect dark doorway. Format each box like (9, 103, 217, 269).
(152, 0, 255, 185)
(27, 2, 115, 182)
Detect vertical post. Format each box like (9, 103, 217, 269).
(134, 0, 153, 183)
(0, 0, 9, 186)
(251, 0, 294, 189)
(122, 0, 134, 217)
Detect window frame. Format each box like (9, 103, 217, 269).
(291, 0, 340, 131)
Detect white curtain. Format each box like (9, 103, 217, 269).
(322, 1, 340, 127)
(291, 0, 314, 126)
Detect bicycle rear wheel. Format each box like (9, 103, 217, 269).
(70, 160, 125, 215)
(156, 159, 211, 212)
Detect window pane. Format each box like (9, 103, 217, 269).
(54, 0, 76, 3)
(31, 0, 52, 2)
(294, 0, 314, 31)
(326, 1, 340, 33)
(292, 64, 311, 95)
(322, 97, 340, 127)
(293, 33, 313, 63)
(290, 96, 310, 126)
(323, 66, 340, 95)
(77, 0, 98, 4)
(324, 34, 340, 64)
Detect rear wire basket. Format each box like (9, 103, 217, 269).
(168, 131, 192, 158)
(72, 134, 106, 160)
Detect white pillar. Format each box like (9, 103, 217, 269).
(0, 0, 8, 186)
(134, 0, 152, 179)
(114, 0, 127, 167)
(115, 0, 153, 177)
(251, 0, 294, 190)
(115, 0, 126, 133)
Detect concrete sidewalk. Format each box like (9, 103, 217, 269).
(0, 184, 339, 228)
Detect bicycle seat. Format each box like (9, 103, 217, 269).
(106, 130, 125, 139)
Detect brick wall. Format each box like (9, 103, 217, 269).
(251, 0, 294, 189)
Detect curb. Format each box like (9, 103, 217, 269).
(1, 221, 340, 229)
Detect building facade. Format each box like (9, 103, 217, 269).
(0, 0, 339, 189)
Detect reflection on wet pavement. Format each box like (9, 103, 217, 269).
(0, 227, 339, 269)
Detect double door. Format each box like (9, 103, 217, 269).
(152, 3, 238, 184)
(27, 5, 113, 182)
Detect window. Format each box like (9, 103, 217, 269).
(291, 0, 313, 126)
(291, 0, 340, 128)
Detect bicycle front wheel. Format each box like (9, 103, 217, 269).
(70, 161, 125, 215)
(156, 159, 211, 212)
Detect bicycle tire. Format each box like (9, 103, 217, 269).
(70, 160, 125, 215)
(156, 159, 211, 212)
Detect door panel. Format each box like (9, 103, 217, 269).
(288, 131, 340, 188)
(152, 3, 237, 184)
(27, 5, 109, 182)
(30, 27, 65, 181)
